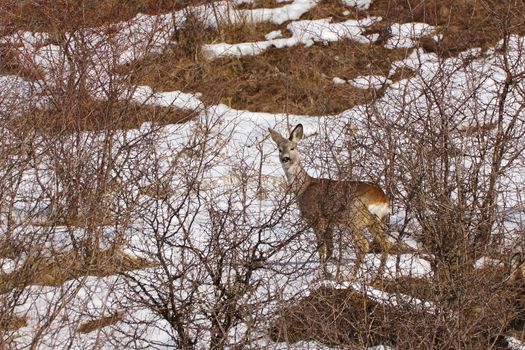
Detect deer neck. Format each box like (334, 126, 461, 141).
(282, 161, 311, 195)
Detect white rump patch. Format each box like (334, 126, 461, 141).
(368, 203, 391, 219)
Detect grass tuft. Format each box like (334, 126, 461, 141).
(77, 311, 124, 333)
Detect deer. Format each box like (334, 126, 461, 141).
(269, 124, 391, 280)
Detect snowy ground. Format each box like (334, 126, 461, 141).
(1, 0, 525, 349)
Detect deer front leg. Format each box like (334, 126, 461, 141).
(314, 220, 333, 279)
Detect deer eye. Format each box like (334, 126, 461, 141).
(278, 149, 282, 153)
(290, 147, 295, 151)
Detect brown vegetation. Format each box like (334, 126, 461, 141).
(0, 315, 27, 332)
(0, 0, 194, 33)
(300, 0, 362, 22)
(0, 249, 153, 293)
(1, 0, 525, 348)
(270, 274, 524, 349)
(14, 99, 193, 134)
(269, 285, 432, 348)
(364, 0, 525, 56)
(236, 0, 294, 10)
(132, 40, 407, 115)
(127, 0, 525, 115)
(270, 255, 525, 348)
(77, 311, 123, 333)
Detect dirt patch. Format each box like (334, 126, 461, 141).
(0, 249, 154, 293)
(77, 311, 123, 333)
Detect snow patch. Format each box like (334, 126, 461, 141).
(333, 76, 347, 84)
(386, 22, 435, 49)
(348, 75, 392, 89)
(203, 16, 381, 59)
(342, 0, 374, 11)
(265, 30, 283, 40)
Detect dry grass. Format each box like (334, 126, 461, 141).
(0, 239, 26, 261)
(0, 0, 195, 34)
(373, 275, 435, 300)
(236, 0, 294, 10)
(269, 282, 521, 349)
(268, 285, 431, 347)
(213, 21, 290, 43)
(6, 1, 522, 119)
(0, 249, 153, 293)
(0, 315, 27, 332)
(364, 0, 525, 56)
(77, 311, 123, 333)
(125, 0, 525, 116)
(132, 40, 407, 115)
(300, 0, 361, 22)
(32, 211, 117, 229)
(14, 99, 194, 134)
(2, 0, 525, 120)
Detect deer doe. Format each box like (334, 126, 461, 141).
(269, 124, 391, 279)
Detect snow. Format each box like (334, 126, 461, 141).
(127, 85, 205, 111)
(193, 0, 319, 28)
(474, 256, 504, 269)
(505, 336, 525, 350)
(0, 259, 16, 274)
(0, 0, 320, 104)
(241, 0, 319, 24)
(203, 16, 381, 59)
(265, 30, 283, 40)
(2, 0, 525, 348)
(342, 0, 374, 11)
(332, 76, 347, 84)
(348, 75, 392, 89)
(385, 22, 436, 49)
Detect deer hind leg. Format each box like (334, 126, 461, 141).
(369, 218, 390, 279)
(349, 228, 370, 281)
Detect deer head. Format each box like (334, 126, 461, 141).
(268, 124, 304, 169)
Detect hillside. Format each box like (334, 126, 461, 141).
(1, 0, 525, 349)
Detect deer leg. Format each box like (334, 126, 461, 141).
(349, 229, 369, 281)
(369, 219, 390, 279)
(324, 225, 334, 262)
(323, 224, 336, 279)
(314, 221, 333, 279)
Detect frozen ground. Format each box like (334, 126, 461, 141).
(1, 0, 525, 348)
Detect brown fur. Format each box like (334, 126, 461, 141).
(269, 124, 391, 279)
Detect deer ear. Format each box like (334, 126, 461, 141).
(269, 128, 285, 144)
(289, 124, 304, 142)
